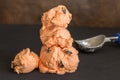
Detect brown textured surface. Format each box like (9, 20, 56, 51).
(0, 0, 120, 27)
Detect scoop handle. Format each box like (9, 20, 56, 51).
(115, 33, 120, 44)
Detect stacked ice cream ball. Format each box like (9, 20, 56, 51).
(11, 5, 79, 75)
(39, 5, 80, 75)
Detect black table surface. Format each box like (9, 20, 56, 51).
(0, 25, 120, 80)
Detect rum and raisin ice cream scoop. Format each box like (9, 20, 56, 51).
(11, 48, 39, 74)
(40, 27, 73, 48)
(41, 5, 72, 30)
(39, 46, 79, 75)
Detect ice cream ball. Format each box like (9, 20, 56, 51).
(11, 48, 39, 74)
(40, 28, 73, 48)
(39, 46, 79, 75)
(41, 5, 72, 30)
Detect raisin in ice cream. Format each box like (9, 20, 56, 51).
(11, 48, 39, 74)
(39, 5, 79, 75)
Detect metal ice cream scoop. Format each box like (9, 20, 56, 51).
(75, 33, 120, 52)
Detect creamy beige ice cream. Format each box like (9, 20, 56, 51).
(39, 5, 80, 75)
(41, 5, 72, 30)
(40, 27, 73, 48)
(39, 46, 79, 75)
(11, 48, 39, 74)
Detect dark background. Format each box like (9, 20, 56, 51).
(0, 0, 120, 27)
(0, 25, 120, 80)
